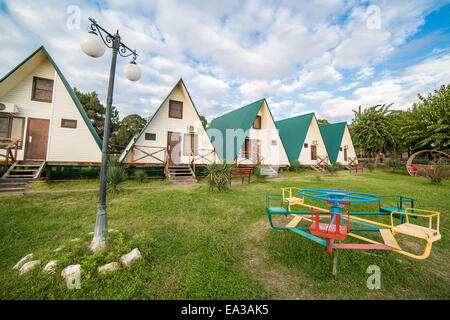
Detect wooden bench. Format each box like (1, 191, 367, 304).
(229, 167, 253, 185)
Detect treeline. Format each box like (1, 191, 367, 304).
(349, 84, 449, 164)
(74, 88, 147, 154)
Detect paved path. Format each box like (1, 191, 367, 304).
(18, 171, 357, 195)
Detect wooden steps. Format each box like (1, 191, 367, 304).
(0, 160, 46, 194)
(167, 165, 197, 184)
(310, 164, 325, 172)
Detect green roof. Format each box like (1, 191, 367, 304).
(319, 122, 347, 164)
(0, 46, 102, 149)
(207, 99, 265, 162)
(275, 113, 314, 163)
(120, 78, 205, 162)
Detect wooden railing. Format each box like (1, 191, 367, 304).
(348, 156, 357, 167)
(189, 148, 216, 177)
(129, 145, 167, 164)
(0, 138, 20, 171)
(317, 155, 329, 168)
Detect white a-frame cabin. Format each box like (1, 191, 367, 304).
(206, 98, 290, 168)
(0, 46, 101, 180)
(275, 113, 330, 169)
(119, 79, 216, 172)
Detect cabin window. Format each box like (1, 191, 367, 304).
(311, 145, 317, 160)
(253, 116, 261, 129)
(169, 100, 183, 119)
(31, 77, 54, 103)
(304, 143, 308, 148)
(0, 116, 25, 149)
(145, 133, 156, 141)
(61, 119, 77, 129)
(340, 147, 343, 151)
(271, 140, 277, 146)
(183, 133, 198, 156)
(344, 148, 348, 161)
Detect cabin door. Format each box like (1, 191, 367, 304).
(24, 118, 49, 160)
(311, 145, 317, 162)
(167, 131, 181, 165)
(253, 140, 261, 164)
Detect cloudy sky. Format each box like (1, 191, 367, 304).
(1, 0, 449, 123)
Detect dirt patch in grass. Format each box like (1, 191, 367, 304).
(240, 218, 309, 299)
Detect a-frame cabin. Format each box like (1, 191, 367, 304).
(119, 79, 216, 181)
(0, 46, 102, 183)
(319, 122, 358, 166)
(275, 113, 329, 169)
(206, 98, 289, 168)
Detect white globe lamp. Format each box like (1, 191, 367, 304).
(124, 60, 141, 81)
(80, 31, 105, 58)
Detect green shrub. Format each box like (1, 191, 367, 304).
(205, 160, 232, 191)
(290, 160, 306, 172)
(387, 158, 400, 171)
(424, 160, 449, 184)
(366, 162, 376, 172)
(107, 159, 127, 193)
(325, 164, 339, 175)
(334, 162, 345, 170)
(134, 169, 148, 182)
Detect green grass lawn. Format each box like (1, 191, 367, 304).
(0, 169, 449, 299)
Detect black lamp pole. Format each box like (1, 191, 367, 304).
(85, 18, 138, 252)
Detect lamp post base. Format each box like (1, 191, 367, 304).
(89, 204, 109, 253)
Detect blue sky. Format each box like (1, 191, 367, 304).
(0, 0, 449, 123)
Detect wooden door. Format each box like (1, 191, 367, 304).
(344, 148, 348, 162)
(311, 145, 317, 161)
(24, 118, 49, 160)
(167, 131, 181, 165)
(255, 140, 261, 164)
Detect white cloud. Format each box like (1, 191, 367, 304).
(300, 91, 334, 102)
(356, 67, 375, 80)
(320, 54, 450, 121)
(0, 0, 447, 124)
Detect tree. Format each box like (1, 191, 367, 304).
(73, 87, 120, 140)
(199, 115, 208, 128)
(400, 84, 449, 153)
(351, 104, 397, 164)
(317, 119, 330, 126)
(115, 114, 147, 149)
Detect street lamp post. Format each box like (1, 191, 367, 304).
(80, 18, 141, 252)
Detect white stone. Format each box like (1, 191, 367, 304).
(53, 247, 63, 253)
(98, 262, 120, 274)
(71, 238, 81, 242)
(19, 260, 41, 276)
(61, 264, 81, 280)
(13, 253, 33, 270)
(43, 260, 58, 274)
(120, 248, 142, 267)
(89, 232, 94, 235)
(109, 229, 117, 233)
